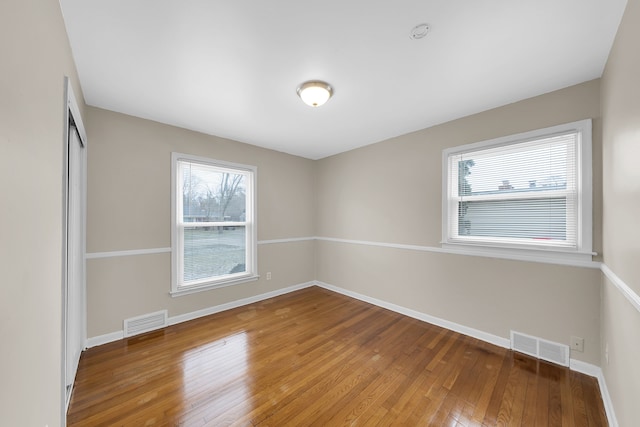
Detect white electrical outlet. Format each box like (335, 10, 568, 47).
(266, 272, 271, 280)
(570, 336, 584, 352)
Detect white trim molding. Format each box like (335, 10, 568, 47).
(86, 247, 171, 259)
(258, 237, 315, 245)
(317, 280, 618, 427)
(441, 119, 593, 264)
(596, 368, 619, 427)
(316, 236, 601, 269)
(597, 263, 638, 427)
(83, 279, 618, 427)
(85, 237, 315, 260)
(62, 76, 89, 422)
(168, 281, 314, 324)
(86, 236, 601, 269)
(314, 280, 511, 349)
(171, 153, 258, 296)
(85, 330, 125, 348)
(569, 359, 619, 427)
(85, 281, 315, 348)
(601, 263, 640, 313)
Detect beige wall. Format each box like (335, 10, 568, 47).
(85, 108, 316, 336)
(2, 1, 634, 424)
(0, 1, 85, 426)
(601, 278, 640, 427)
(601, 0, 640, 425)
(316, 80, 603, 365)
(602, 0, 640, 296)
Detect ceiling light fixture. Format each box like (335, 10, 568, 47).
(296, 81, 333, 107)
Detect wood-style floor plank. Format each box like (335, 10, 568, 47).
(68, 286, 608, 426)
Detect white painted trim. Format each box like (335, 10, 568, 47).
(85, 281, 315, 348)
(316, 236, 601, 269)
(85, 237, 315, 259)
(86, 247, 171, 259)
(596, 266, 637, 426)
(65, 80, 87, 146)
(85, 330, 124, 348)
(83, 279, 618, 427)
(314, 280, 511, 349)
(258, 237, 315, 245)
(171, 152, 258, 295)
(441, 242, 596, 265)
(441, 119, 593, 259)
(596, 368, 619, 427)
(62, 77, 88, 425)
(169, 274, 260, 297)
(569, 360, 619, 427)
(169, 281, 314, 324)
(65, 382, 74, 415)
(316, 280, 618, 427)
(85, 235, 601, 269)
(601, 263, 640, 313)
(318, 279, 611, 374)
(569, 358, 601, 379)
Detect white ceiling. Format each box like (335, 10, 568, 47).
(59, 0, 627, 160)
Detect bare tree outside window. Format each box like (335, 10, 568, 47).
(174, 157, 254, 287)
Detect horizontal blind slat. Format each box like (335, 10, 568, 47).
(450, 130, 578, 247)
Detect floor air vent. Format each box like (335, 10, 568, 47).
(510, 330, 569, 367)
(124, 310, 168, 337)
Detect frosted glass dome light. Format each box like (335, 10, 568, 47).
(296, 81, 333, 107)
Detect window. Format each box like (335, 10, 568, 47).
(442, 120, 593, 263)
(171, 153, 257, 296)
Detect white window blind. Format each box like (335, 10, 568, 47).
(442, 120, 593, 261)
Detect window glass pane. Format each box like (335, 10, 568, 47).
(183, 226, 246, 282)
(181, 162, 246, 223)
(459, 198, 567, 240)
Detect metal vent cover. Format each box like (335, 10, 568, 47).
(124, 310, 168, 337)
(511, 330, 569, 367)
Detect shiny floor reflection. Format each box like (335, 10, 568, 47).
(67, 287, 608, 426)
(178, 332, 251, 425)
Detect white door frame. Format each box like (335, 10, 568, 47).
(61, 77, 87, 424)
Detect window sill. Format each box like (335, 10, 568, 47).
(440, 242, 597, 267)
(170, 274, 260, 297)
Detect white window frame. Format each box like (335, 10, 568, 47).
(171, 152, 258, 296)
(441, 119, 594, 264)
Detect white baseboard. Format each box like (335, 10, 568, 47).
(85, 281, 315, 348)
(570, 357, 619, 427)
(84, 279, 618, 427)
(167, 281, 315, 326)
(85, 330, 124, 348)
(314, 280, 511, 349)
(569, 358, 601, 377)
(569, 360, 619, 427)
(316, 280, 618, 427)
(596, 369, 619, 427)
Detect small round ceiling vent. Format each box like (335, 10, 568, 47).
(410, 23, 430, 40)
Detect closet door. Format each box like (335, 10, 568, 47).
(65, 122, 85, 399)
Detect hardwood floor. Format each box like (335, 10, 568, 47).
(68, 286, 608, 426)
